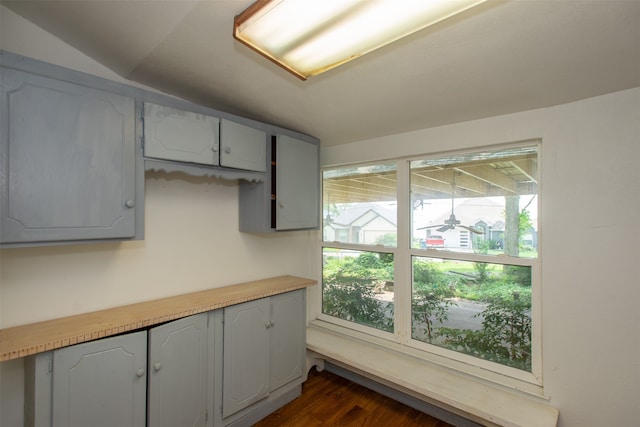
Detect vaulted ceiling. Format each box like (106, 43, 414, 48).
(2, 0, 639, 148)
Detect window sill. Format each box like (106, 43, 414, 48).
(306, 320, 558, 427)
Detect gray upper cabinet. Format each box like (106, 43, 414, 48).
(239, 134, 319, 232)
(143, 102, 220, 166)
(142, 102, 267, 179)
(0, 65, 138, 246)
(0, 51, 318, 244)
(220, 119, 267, 172)
(275, 135, 320, 230)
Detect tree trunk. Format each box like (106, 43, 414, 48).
(504, 195, 520, 257)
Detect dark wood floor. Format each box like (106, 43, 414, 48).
(254, 369, 454, 427)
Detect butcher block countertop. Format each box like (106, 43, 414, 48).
(0, 275, 317, 362)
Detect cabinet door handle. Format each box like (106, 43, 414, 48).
(136, 368, 145, 377)
(125, 200, 135, 208)
(270, 320, 275, 327)
(154, 362, 162, 372)
(265, 322, 271, 329)
(224, 147, 231, 154)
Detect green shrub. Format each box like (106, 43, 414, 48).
(322, 278, 393, 332)
(412, 283, 457, 341)
(436, 296, 531, 371)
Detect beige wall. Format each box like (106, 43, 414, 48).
(321, 88, 640, 427)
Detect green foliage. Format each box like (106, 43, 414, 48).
(324, 253, 393, 282)
(505, 265, 532, 287)
(481, 298, 531, 364)
(354, 252, 384, 269)
(322, 252, 394, 332)
(413, 260, 445, 286)
(322, 278, 393, 332)
(412, 283, 457, 341)
(473, 241, 490, 282)
(375, 233, 397, 247)
(436, 296, 532, 371)
(323, 254, 532, 371)
(458, 281, 531, 305)
(519, 209, 533, 236)
(412, 259, 458, 341)
(374, 234, 396, 263)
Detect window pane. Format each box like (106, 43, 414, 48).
(322, 248, 394, 332)
(412, 256, 531, 371)
(411, 146, 537, 258)
(323, 164, 397, 246)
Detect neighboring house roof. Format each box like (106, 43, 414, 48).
(423, 198, 509, 231)
(329, 203, 396, 229)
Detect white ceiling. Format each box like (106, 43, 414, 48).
(3, 0, 640, 147)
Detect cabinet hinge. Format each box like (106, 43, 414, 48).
(139, 106, 145, 150)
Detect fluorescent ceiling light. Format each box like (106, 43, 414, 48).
(234, 0, 486, 80)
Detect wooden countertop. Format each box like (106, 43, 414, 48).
(0, 275, 316, 362)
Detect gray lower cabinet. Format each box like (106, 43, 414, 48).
(148, 312, 212, 427)
(218, 289, 306, 426)
(239, 134, 319, 232)
(0, 65, 138, 246)
(25, 313, 212, 427)
(25, 290, 305, 427)
(25, 331, 148, 427)
(269, 290, 306, 390)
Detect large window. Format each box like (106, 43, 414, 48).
(321, 144, 539, 378)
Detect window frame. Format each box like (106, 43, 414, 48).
(318, 141, 542, 386)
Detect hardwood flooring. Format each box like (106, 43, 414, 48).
(254, 369, 454, 427)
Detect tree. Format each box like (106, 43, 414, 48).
(411, 260, 457, 341)
(412, 286, 457, 341)
(504, 195, 520, 257)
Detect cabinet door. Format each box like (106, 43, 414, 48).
(148, 313, 209, 427)
(51, 331, 147, 427)
(270, 289, 305, 391)
(219, 119, 267, 172)
(144, 102, 219, 165)
(0, 67, 136, 244)
(275, 135, 319, 230)
(223, 298, 270, 418)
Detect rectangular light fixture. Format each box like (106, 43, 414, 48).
(234, 0, 486, 80)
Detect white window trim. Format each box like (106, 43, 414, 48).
(317, 141, 543, 392)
